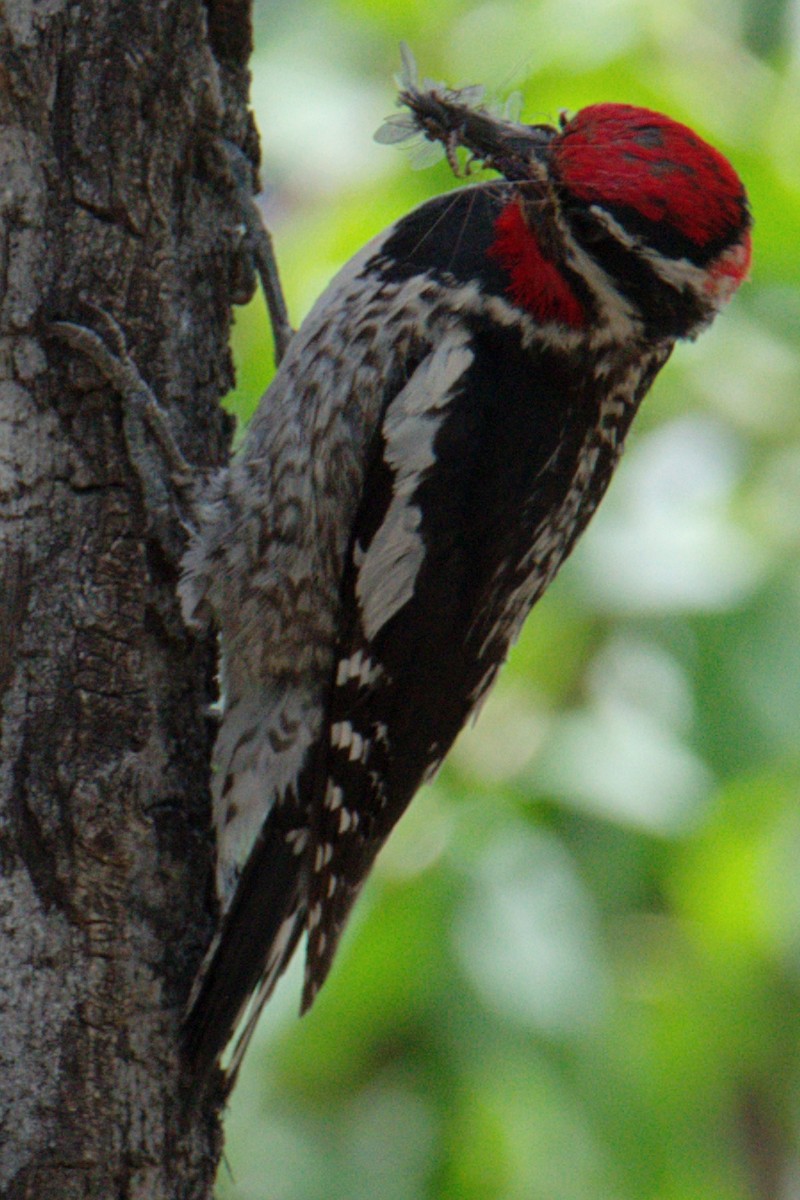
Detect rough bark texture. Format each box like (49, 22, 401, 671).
(0, 1, 258, 1194)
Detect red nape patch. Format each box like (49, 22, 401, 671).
(553, 103, 748, 249)
(488, 199, 586, 328)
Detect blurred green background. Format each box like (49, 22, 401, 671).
(219, 1, 800, 1196)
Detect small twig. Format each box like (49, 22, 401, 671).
(221, 140, 294, 365)
(241, 206, 294, 366)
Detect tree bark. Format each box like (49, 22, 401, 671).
(0, 1, 257, 1194)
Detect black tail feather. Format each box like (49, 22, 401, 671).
(183, 821, 306, 1083)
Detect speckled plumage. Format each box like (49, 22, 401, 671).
(180, 253, 452, 901)
(182, 93, 751, 1082)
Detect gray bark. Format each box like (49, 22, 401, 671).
(0, 1, 258, 1194)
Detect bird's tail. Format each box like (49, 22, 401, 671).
(182, 813, 308, 1086)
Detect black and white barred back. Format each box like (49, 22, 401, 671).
(182, 89, 751, 1081)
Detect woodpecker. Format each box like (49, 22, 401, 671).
(181, 67, 751, 1081)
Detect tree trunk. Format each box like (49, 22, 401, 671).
(0, 1, 257, 1194)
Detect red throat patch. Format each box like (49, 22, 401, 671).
(488, 199, 586, 329)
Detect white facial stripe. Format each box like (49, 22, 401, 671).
(587, 204, 719, 310)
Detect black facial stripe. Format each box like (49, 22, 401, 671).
(564, 205, 707, 338)
(566, 194, 748, 268)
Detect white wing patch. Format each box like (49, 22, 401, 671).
(356, 329, 474, 641)
(335, 649, 383, 688)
